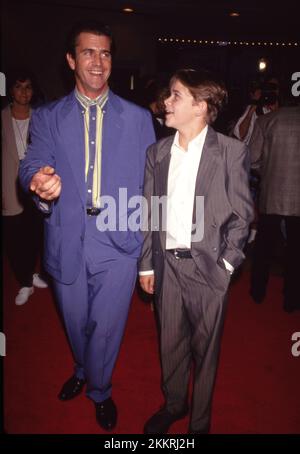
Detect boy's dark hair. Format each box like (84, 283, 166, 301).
(66, 20, 115, 57)
(170, 69, 228, 124)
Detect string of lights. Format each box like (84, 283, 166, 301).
(158, 38, 299, 47)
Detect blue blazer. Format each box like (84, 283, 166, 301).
(19, 90, 155, 284)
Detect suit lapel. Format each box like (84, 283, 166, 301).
(192, 126, 220, 224)
(61, 92, 86, 206)
(102, 91, 123, 163)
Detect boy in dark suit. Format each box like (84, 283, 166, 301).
(139, 69, 253, 434)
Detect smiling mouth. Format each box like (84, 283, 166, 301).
(89, 71, 104, 76)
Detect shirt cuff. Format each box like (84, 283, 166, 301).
(223, 258, 234, 274)
(139, 270, 154, 276)
(39, 201, 51, 212)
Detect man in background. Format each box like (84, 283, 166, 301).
(249, 104, 300, 312)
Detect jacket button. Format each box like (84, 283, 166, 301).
(212, 247, 217, 252)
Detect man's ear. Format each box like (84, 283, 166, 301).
(66, 53, 75, 71)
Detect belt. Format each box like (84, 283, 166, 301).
(86, 207, 101, 216)
(167, 249, 193, 259)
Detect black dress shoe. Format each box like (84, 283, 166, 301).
(144, 407, 188, 434)
(58, 375, 86, 401)
(95, 398, 117, 431)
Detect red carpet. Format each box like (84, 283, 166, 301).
(3, 260, 300, 434)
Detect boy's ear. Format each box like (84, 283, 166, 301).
(195, 100, 207, 117)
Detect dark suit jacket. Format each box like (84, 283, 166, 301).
(249, 106, 300, 216)
(19, 90, 155, 284)
(138, 126, 254, 294)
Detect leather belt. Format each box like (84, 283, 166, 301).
(86, 207, 101, 216)
(167, 249, 193, 259)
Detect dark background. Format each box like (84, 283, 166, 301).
(1, 0, 299, 112)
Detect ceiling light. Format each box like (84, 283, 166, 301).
(229, 12, 240, 17)
(258, 58, 267, 72)
(123, 7, 134, 13)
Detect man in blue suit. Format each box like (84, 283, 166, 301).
(19, 21, 155, 431)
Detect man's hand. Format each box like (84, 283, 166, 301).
(30, 166, 61, 201)
(139, 275, 155, 294)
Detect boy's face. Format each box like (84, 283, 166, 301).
(164, 79, 203, 130)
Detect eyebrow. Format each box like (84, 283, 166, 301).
(81, 48, 111, 53)
(15, 82, 32, 86)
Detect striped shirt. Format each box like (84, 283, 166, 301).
(75, 88, 108, 208)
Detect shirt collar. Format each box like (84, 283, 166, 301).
(75, 88, 109, 110)
(172, 125, 208, 152)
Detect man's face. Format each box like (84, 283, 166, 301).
(11, 79, 33, 106)
(66, 32, 112, 99)
(164, 79, 204, 130)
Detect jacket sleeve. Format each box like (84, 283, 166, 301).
(219, 142, 254, 269)
(19, 106, 56, 213)
(138, 144, 156, 272)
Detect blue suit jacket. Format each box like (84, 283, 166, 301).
(19, 90, 155, 284)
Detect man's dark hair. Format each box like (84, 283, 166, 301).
(170, 69, 228, 124)
(66, 20, 114, 58)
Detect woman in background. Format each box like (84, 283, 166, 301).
(2, 69, 48, 305)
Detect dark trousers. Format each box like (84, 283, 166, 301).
(2, 202, 44, 287)
(156, 252, 228, 432)
(250, 214, 300, 310)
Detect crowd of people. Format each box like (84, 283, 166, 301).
(2, 20, 299, 434)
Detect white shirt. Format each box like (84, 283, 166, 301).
(12, 118, 30, 160)
(233, 104, 271, 145)
(166, 127, 207, 249)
